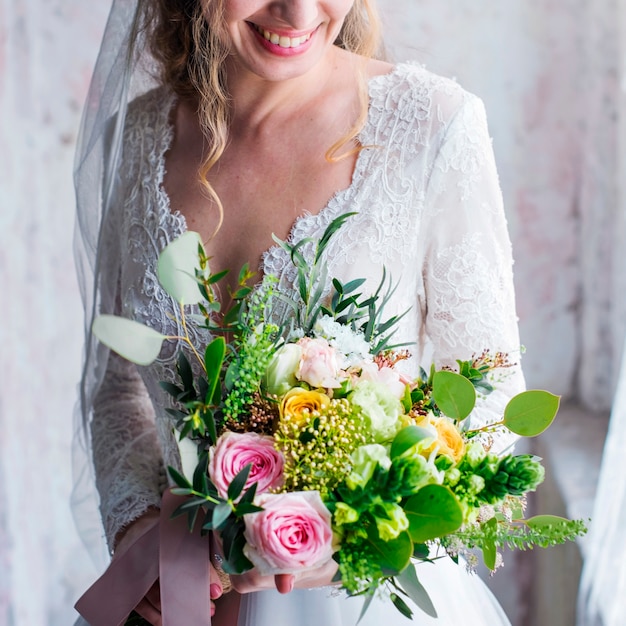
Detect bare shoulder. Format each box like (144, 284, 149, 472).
(366, 58, 395, 79)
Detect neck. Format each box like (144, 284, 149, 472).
(225, 46, 349, 128)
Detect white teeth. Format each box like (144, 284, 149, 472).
(255, 25, 312, 48)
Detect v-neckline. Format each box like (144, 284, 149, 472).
(156, 66, 400, 275)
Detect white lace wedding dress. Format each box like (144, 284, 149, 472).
(89, 62, 524, 625)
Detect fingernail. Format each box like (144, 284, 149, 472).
(210, 583, 222, 598)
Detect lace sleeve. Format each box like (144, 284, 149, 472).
(91, 351, 165, 551)
(88, 152, 166, 552)
(420, 94, 526, 453)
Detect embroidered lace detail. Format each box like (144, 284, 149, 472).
(92, 63, 524, 544)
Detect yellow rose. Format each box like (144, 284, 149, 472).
(280, 387, 331, 427)
(416, 415, 465, 463)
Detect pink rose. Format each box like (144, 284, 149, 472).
(209, 432, 284, 499)
(243, 491, 334, 574)
(296, 337, 342, 388)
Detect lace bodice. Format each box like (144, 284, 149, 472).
(92, 63, 525, 549)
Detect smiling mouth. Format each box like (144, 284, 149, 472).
(251, 24, 314, 49)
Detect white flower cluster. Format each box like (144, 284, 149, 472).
(313, 315, 372, 367)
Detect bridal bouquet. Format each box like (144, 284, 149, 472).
(94, 214, 586, 621)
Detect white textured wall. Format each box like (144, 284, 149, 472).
(0, 1, 108, 624)
(0, 1, 621, 624)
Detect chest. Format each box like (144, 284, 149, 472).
(164, 131, 358, 297)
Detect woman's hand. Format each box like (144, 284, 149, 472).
(228, 557, 339, 595)
(113, 509, 225, 625)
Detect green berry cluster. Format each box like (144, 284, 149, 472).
(336, 534, 382, 595)
(275, 399, 367, 498)
(223, 323, 278, 422)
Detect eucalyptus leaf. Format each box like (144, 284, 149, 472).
(157, 231, 205, 305)
(92, 315, 166, 365)
(405, 485, 464, 543)
(365, 528, 413, 576)
(503, 390, 560, 437)
(432, 371, 476, 420)
(396, 564, 438, 618)
(390, 426, 434, 459)
(526, 514, 571, 528)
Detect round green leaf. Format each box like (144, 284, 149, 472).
(405, 484, 464, 543)
(365, 529, 413, 576)
(432, 371, 476, 420)
(526, 514, 571, 529)
(92, 315, 166, 365)
(390, 425, 434, 459)
(157, 231, 206, 305)
(503, 390, 560, 437)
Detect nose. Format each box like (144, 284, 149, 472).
(270, 0, 319, 30)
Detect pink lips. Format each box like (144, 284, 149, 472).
(248, 22, 317, 57)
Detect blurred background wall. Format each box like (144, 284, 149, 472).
(0, 1, 623, 624)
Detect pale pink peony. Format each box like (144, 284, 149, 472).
(296, 337, 342, 388)
(208, 432, 284, 499)
(243, 491, 334, 574)
(359, 361, 408, 399)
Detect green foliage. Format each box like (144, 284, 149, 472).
(92, 315, 166, 365)
(273, 214, 408, 351)
(390, 426, 433, 460)
(395, 563, 438, 619)
(504, 390, 560, 436)
(366, 528, 413, 576)
(405, 485, 464, 543)
(432, 371, 476, 421)
(157, 231, 207, 305)
(446, 514, 588, 570)
(484, 455, 545, 499)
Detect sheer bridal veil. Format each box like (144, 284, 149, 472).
(72, 0, 157, 569)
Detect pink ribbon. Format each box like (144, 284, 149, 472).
(75, 490, 212, 626)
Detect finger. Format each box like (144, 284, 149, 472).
(229, 569, 274, 594)
(134, 598, 162, 626)
(145, 581, 162, 611)
(275, 573, 295, 594)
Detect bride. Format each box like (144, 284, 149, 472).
(73, 0, 525, 623)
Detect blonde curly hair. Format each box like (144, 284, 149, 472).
(135, 0, 384, 234)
